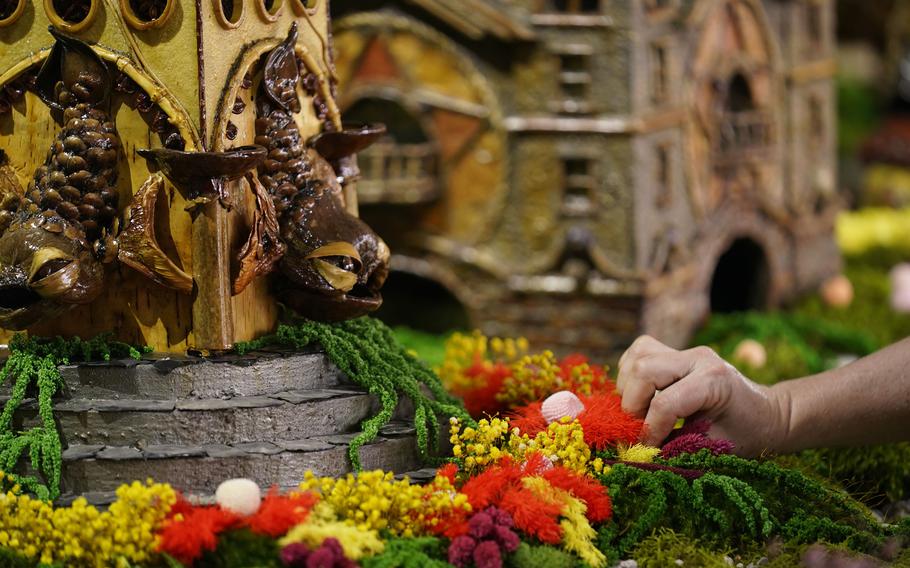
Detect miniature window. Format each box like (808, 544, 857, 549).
(258, 0, 283, 20)
(122, 0, 175, 30)
(556, 53, 592, 114)
(47, 0, 98, 31)
(215, 0, 244, 28)
(561, 157, 597, 217)
(540, 0, 601, 14)
(651, 43, 668, 105)
(655, 145, 672, 208)
(292, 0, 317, 13)
(0, 0, 25, 27)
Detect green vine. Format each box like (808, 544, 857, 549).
(0, 333, 146, 500)
(236, 317, 473, 470)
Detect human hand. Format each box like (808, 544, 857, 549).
(616, 336, 789, 457)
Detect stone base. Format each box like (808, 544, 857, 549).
(9, 348, 427, 504)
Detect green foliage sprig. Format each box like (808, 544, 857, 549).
(0, 333, 146, 500)
(236, 317, 472, 470)
(361, 537, 452, 568)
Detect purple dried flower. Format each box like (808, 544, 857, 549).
(469, 510, 494, 539)
(448, 535, 478, 567)
(492, 525, 520, 552)
(489, 507, 514, 529)
(473, 540, 503, 568)
(281, 542, 311, 567)
(660, 419, 735, 458)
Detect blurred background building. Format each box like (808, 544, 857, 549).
(331, 0, 845, 358)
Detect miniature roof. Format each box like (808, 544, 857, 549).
(405, 0, 535, 41)
(861, 116, 910, 167)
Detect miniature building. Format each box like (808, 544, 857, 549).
(332, 0, 841, 357)
(0, 0, 375, 353)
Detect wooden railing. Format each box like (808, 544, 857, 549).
(356, 140, 439, 205)
(713, 110, 773, 166)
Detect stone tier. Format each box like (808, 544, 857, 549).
(6, 349, 428, 503)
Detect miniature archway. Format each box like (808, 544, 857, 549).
(709, 237, 770, 312)
(333, 12, 509, 246)
(373, 270, 472, 333)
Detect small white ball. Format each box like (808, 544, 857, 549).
(820, 274, 853, 308)
(732, 339, 767, 369)
(541, 390, 585, 424)
(215, 478, 262, 516)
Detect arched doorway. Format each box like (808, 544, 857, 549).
(709, 237, 770, 312)
(373, 270, 471, 333)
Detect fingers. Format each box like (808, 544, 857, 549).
(617, 335, 674, 393)
(618, 344, 714, 418)
(641, 375, 712, 445)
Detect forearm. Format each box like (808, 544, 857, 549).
(771, 337, 910, 453)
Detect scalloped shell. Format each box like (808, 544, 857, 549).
(541, 390, 585, 424)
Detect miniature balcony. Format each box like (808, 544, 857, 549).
(712, 110, 773, 167)
(356, 140, 440, 204)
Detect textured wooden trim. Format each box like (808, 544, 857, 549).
(787, 58, 837, 84)
(191, 0, 234, 352)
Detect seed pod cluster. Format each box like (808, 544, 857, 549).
(254, 108, 314, 216)
(27, 71, 120, 241)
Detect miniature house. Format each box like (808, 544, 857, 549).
(0, 0, 352, 352)
(332, 0, 841, 357)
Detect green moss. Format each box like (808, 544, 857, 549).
(391, 327, 449, 368)
(506, 542, 579, 568)
(779, 444, 910, 506)
(631, 529, 732, 568)
(361, 537, 452, 568)
(794, 261, 910, 350)
(693, 311, 876, 384)
(596, 450, 903, 561)
(235, 317, 472, 469)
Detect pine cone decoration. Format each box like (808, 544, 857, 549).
(254, 109, 313, 217)
(27, 72, 120, 241)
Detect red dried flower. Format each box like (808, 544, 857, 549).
(541, 466, 612, 523)
(247, 489, 319, 538)
(509, 392, 643, 450)
(157, 505, 240, 565)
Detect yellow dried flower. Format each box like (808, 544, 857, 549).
(522, 477, 606, 568)
(0, 474, 175, 567)
(450, 416, 515, 475)
(507, 419, 596, 475)
(617, 443, 661, 464)
(280, 502, 384, 560)
(496, 351, 561, 407)
(298, 470, 470, 537)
